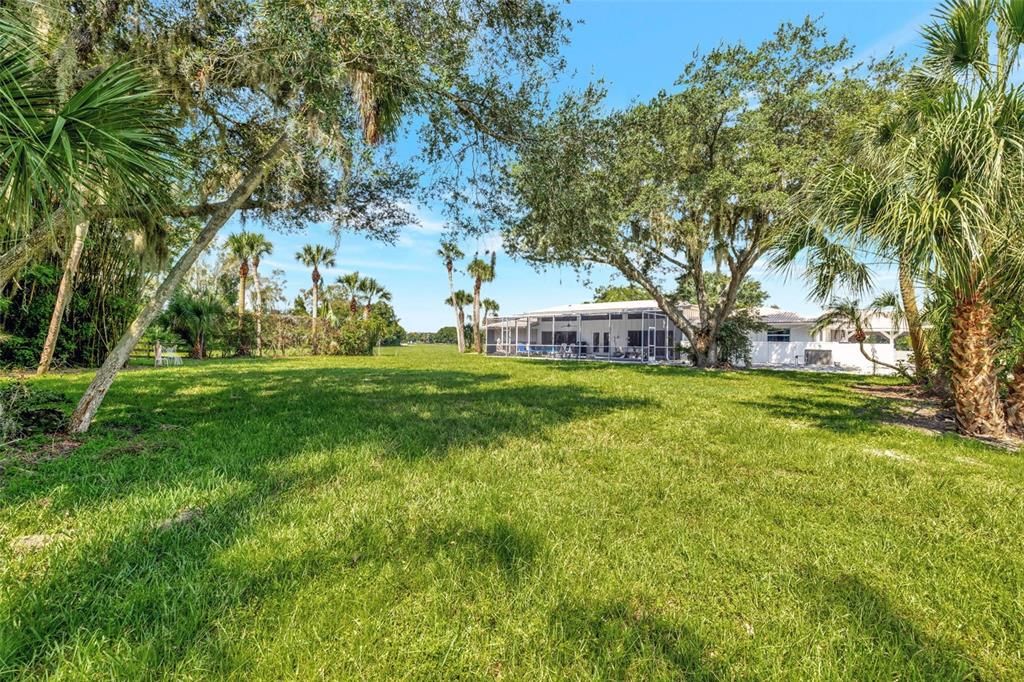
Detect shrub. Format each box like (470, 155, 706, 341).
(0, 382, 70, 441)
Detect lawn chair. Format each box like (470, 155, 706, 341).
(162, 345, 183, 367)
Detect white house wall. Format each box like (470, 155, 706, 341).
(487, 306, 911, 375)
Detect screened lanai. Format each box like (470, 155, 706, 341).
(485, 301, 682, 362)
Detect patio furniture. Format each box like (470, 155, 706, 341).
(161, 346, 183, 367)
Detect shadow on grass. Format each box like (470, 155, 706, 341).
(800, 571, 979, 679)
(1, 364, 648, 677)
(740, 393, 887, 435)
(548, 598, 728, 679)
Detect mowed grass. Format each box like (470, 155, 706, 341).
(1, 346, 1022, 680)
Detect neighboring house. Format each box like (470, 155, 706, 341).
(485, 300, 912, 374)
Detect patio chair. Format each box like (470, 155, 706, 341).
(162, 345, 183, 367)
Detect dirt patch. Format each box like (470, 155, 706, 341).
(156, 506, 204, 532)
(1, 437, 81, 476)
(865, 448, 917, 463)
(11, 534, 56, 553)
(852, 383, 1021, 450)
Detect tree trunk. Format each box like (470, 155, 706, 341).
(949, 294, 1007, 438)
(0, 220, 59, 289)
(252, 264, 263, 356)
(857, 338, 914, 381)
(445, 265, 464, 353)
(472, 280, 482, 353)
(237, 267, 247, 317)
(37, 220, 89, 375)
(1005, 361, 1024, 434)
(690, 329, 715, 368)
(898, 259, 931, 380)
(68, 133, 290, 433)
(311, 283, 320, 355)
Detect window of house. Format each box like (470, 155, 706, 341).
(766, 327, 791, 343)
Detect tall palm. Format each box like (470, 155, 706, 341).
(445, 290, 472, 350)
(357, 276, 391, 319)
(225, 233, 253, 319)
(437, 240, 466, 352)
(337, 271, 362, 317)
(482, 298, 499, 324)
(246, 234, 273, 355)
(295, 244, 336, 354)
(466, 251, 496, 353)
(813, 297, 914, 380)
(0, 15, 178, 375)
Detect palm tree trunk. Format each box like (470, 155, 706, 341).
(237, 270, 247, 317)
(68, 133, 290, 433)
(363, 303, 371, 320)
(472, 280, 482, 353)
(857, 338, 914, 381)
(898, 259, 931, 380)
(311, 283, 320, 355)
(37, 220, 89, 375)
(447, 266, 464, 353)
(1005, 361, 1024, 434)
(949, 294, 1007, 438)
(252, 265, 263, 356)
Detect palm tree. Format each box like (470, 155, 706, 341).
(357, 276, 391, 319)
(336, 271, 362, 317)
(295, 245, 336, 353)
(0, 15, 178, 375)
(772, 224, 933, 381)
(445, 290, 472, 349)
(246, 234, 273, 355)
(792, 1, 1024, 437)
(813, 297, 914, 380)
(437, 240, 466, 352)
(162, 290, 226, 359)
(467, 251, 496, 353)
(225, 233, 253, 319)
(482, 298, 499, 324)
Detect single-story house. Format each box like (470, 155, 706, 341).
(484, 299, 912, 374)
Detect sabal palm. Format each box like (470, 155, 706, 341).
(1, 15, 179, 375)
(163, 291, 226, 359)
(337, 271, 362, 317)
(445, 290, 472, 349)
(295, 244, 336, 353)
(357, 276, 390, 319)
(466, 251, 496, 353)
(437, 240, 465, 352)
(0, 12, 177, 242)
(245, 234, 273, 355)
(225, 233, 254, 317)
(482, 298, 499, 323)
(799, 0, 1024, 436)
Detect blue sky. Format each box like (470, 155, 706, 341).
(223, 0, 935, 332)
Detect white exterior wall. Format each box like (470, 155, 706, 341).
(489, 305, 912, 375)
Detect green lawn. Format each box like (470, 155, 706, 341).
(2, 346, 1022, 679)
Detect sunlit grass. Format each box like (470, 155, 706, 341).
(2, 346, 1022, 679)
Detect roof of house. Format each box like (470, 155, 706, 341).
(501, 300, 819, 324)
